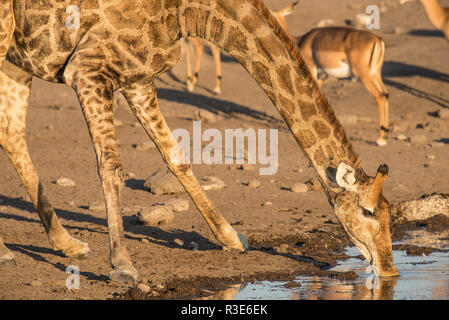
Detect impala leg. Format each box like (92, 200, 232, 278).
(122, 82, 248, 251)
(359, 73, 389, 146)
(184, 38, 194, 91)
(0, 62, 91, 258)
(210, 43, 222, 94)
(189, 38, 204, 92)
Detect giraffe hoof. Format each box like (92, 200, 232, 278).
(376, 138, 387, 146)
(222, 232, 249, 252)
(109, 266, 138, 285)
(56, 238, 92, 259)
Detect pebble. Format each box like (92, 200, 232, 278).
(140, 238, 149, 244)
(426, 155, 435, 161)
(262, 201, 273, 207)
(189, 241, 199, 251)
(137, 205, 174, 226)
(165, 198, 189, 213)
(316, 19, 334, 28)
(291, 183, 309, 193)
(202, 176, 226, 191)
(88, 201, 106, 212)
(248, 179, 261, 189)
(55, 177, 76, 187)
(397, 134, 408, 141)
(339, 115, 358, 126)
(393, 27, 405, 35)
(173, 238, 184, 247)
(137, 283, 151, 294)
(410, 134, 427, 144)
(29, 279, 43, 287)
(144, 169, 185, 195)
(194, 109, 217, 124)
(437, 109, 449, 119)
(114, 119, 124, 127)
(133, 141, 156, 151)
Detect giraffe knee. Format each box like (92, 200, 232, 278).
(99, 160, 125, 188)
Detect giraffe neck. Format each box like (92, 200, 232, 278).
(176, 0, 360, 203)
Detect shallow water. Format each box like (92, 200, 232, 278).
(201, 232, 449, 300)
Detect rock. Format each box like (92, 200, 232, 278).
(114, 119, 124, 127)
(391, 194, 449, 222)
(393, 26, 406, 35)
(201, 176, 226, 191)
(173, 238, 184, 247)
(194, 109, 217, 124)
(291, 183, 309, 193)
(29, 279, 43, 287)
(133, 141, 156, 151)
(397, 134, 408, 141)
(316, 19, 334, 28)
(141, 238, 149, 244)
(144, 169, 185, 195)
(437, 109, 449, 119)
(189, 241, 199, 251)
(137, 283, 151, 294)
(262, 201, 273, 207)
(137, 205, 174, 226)
(305, 177, 322, 191)
(410, 134, 427, 144)
(354, 13, 370, 29)
(248, 179, 261, 189)
(426, 154, 435, 161)
(431, 141, 445, 148)
(165, 198, 189, 213)
(88, 201, 105, 212)
(55, 177, 76, 187)
(339, 115, 358, 126)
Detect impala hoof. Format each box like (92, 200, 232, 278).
(109, 266, 138, 285)
(376, 138, 387, 146)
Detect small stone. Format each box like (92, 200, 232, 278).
(431, 141, 445, 148)
(262, 201, 272, 207)
(426, 154, 435, 161)
(397, 134, 408, 141)
(144, 169, 185, 195)
(165, 198, 189, 213)
(140, 238, 149, 244)
(137, 205, 174, 226)
(29, 279, 43, 287)
(248, 179, 261, 189)
(410, 134, 427, 144)
(114, 119, 124, 127)
(125, 172, 136, 179)
(277, 244, 289, 253)
(194, 109, 217, 124)
(236, 164, 256, 171)
(339, 115, 358, 126)
(291, 183, 309, 193)
(305, 177, 322, 191)
(137, 283, 151, 294)
(55, 177, 76, 187)
(316, 19, 334, 28)
(201, 176, 225, 191)
(189, 241, 199, 251)
(437, 109, 449, 119)
(133, 141, 156, 151)
(393, 26, 405, 35)
(173, 238, 184, 247)
(88, 201, 105, 212)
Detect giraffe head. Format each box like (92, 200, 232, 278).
(327, 163, 399, 277)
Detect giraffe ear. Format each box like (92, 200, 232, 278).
(327, 163, 357, 191)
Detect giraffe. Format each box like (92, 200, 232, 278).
(0, 0, 15, 67)
(0, 0, 399, 284)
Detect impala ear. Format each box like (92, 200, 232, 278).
(328, 163, 357, 191)
(280, 1, 299, 17)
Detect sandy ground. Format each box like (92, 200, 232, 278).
(1, 0, 449, 299)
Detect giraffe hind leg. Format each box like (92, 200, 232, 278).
(0, 61, 91, 259)
(122, 81, 248, 251)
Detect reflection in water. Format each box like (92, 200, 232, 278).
(200, 236, 449, 300)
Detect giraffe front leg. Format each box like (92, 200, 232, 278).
(70, 75, 137, 284)
(0, 62, 90, 259)
(122, 82, 248, 251)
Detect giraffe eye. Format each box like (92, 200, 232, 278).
(362, 208, 375, 217)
